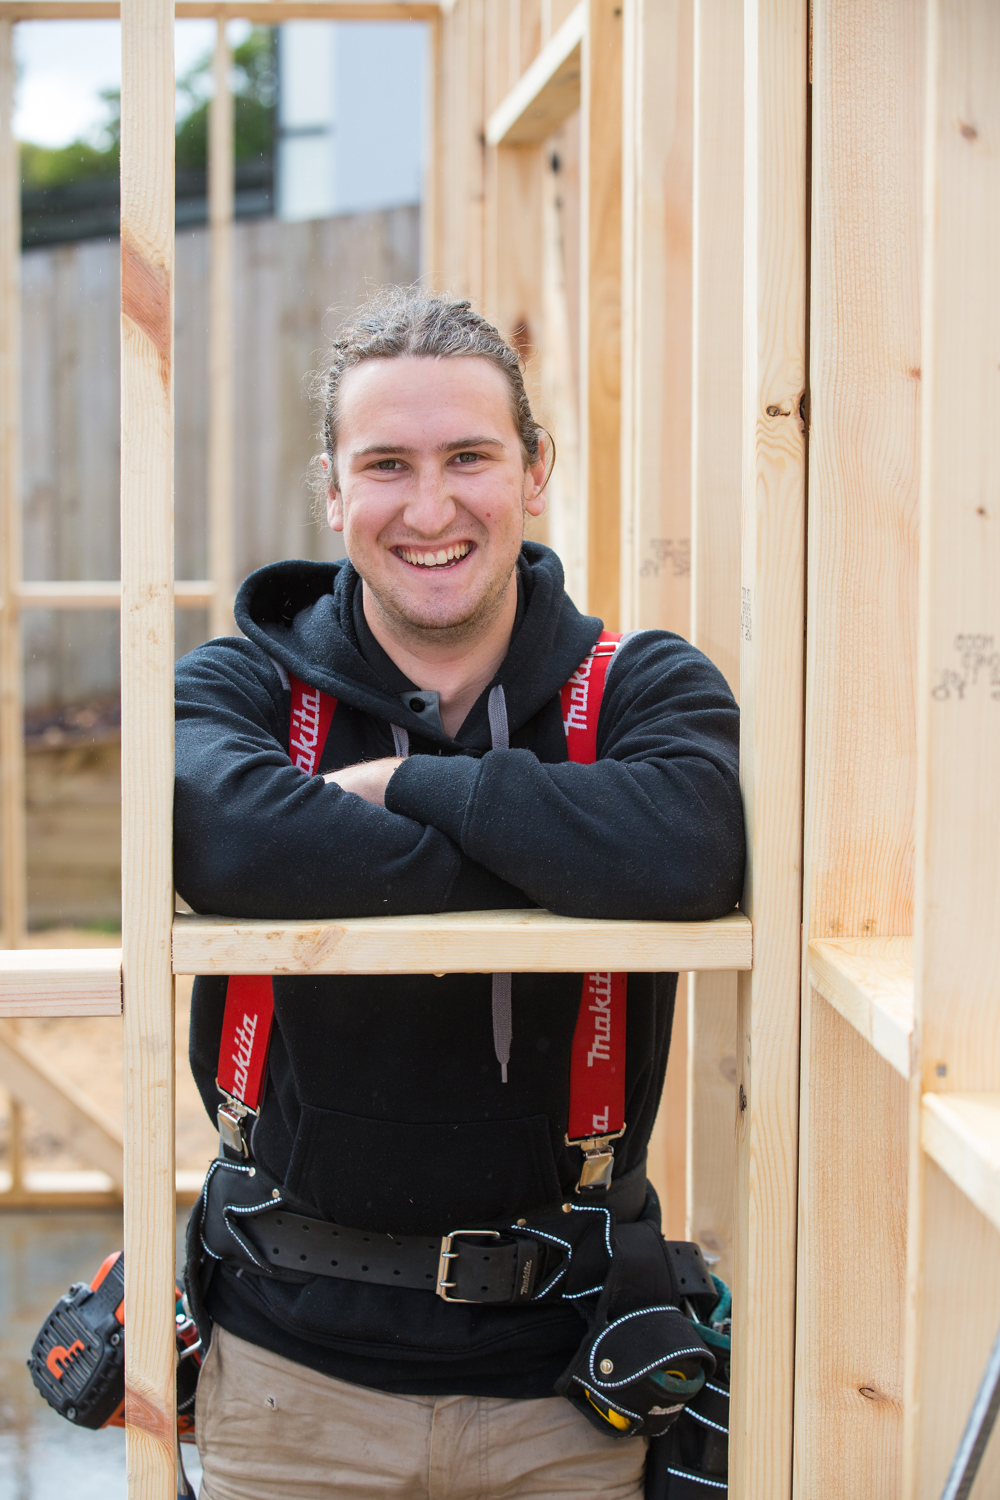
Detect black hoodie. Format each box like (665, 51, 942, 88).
(174, 541, 744, 1398)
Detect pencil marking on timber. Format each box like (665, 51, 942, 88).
(931, 635, 1000, 701)
(741, 588, 752, 644)
(640, 539, 690, 579)
(121, 232, 171, 391)
(125, 1384, 173, 1451)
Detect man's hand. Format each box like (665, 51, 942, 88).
(324, 757, 403, 808)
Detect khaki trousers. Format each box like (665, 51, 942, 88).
(196, 1326, 647, 1500)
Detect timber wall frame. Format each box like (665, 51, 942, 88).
(1, 3, 999, 1499)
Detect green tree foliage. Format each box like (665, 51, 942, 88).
(20, 27, 275, 190)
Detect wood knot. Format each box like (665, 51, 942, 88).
(765, 404, 791, 418)
(959, 121, 978, 140)
(858, 1386, 884, 1402)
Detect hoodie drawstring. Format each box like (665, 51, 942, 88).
(487, 686, 512, 1082)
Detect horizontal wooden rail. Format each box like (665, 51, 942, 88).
(0, 947, 122, 1016)
(485, 1, 583, 147)
(174, 907, 752, 975)
(922, 1093, 1000, 1237)
(16, 580, 215, 609)
(807, 936, 913, 1078)
(0, 0, 441, 16)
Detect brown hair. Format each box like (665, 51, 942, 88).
(313, 286, 550, 491)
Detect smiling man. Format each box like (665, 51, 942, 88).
(175, 290, 744, 1500)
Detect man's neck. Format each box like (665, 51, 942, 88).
(362, 574, 518, 738)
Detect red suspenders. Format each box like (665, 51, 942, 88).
(217, 633, 627, 1188)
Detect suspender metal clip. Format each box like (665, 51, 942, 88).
(565, 1125, 627, 1192)
(217, 1098, 253, 1160)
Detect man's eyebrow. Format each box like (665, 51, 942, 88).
(349, 436, 507, 458)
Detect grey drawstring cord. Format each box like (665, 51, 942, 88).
(391, 724, 410, 759)
(487, 686, 512, 1082)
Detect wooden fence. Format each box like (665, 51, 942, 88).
(21, 204, 418, 712)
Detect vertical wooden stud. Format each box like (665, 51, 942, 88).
(120, 0, 177, 1494)
(686, 0, 743, 1286)
(794, 2, 922, 1493)
(731, 2, 808, 1497)
(421, 13, 443, 285)
(208, 18, 234, 639)
(579, 0, 622, 625)
(541, 141, 584, 601)
(619, 0, 694, 638)
(0, 19, 25, 953)
(903, 1, 1000, 1494)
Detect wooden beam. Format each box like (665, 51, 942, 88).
(17, 580, 215, 608)
(922, 1093, 1000, 1238)
(0, 1019, 124, 1187)
(0, 1, 441, 17)
(731, 2, 808, 1497)
(903, 3, 1000, 1497)
(207, 19, 235, 639)
(684, 0, 742, 1295)
(619, 0, 693, 636)
(579, 0, 622, 626)
(807, 938, 914, 1081)
(119, 0, 177, 1491)
(484, 2, 583, 146)
(174, 908, 753, 976)
(0, 947, 122, 1016)
(0, 20, 24, 951)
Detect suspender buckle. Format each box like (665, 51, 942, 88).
(565, 1126, 627, 1192)
(217, 1099, 252, 1160)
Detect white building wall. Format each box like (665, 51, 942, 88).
(277, 21, 426, 224)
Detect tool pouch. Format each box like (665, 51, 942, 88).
(556, 1220, 717, 1443)
(645, 1276, 731, 1498)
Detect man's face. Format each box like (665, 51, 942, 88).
(328, 355, 546, 639)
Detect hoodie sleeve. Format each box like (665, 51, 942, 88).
(384, 631, 745, 921)
(174, 638, 527, 919)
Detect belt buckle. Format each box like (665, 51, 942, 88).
(437, 1229, 501, 1302)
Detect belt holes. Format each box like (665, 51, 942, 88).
(301, 1225, 309, 1232)
(363, 1236, 370, 1243)
(425, 1273, 433, 1279)
(483, 1255, 491, 1261)
(274, 1217, 282, 1225)
(481, 1286, 489, 1292)
(272, 1247, 279, 1254)
(393, 1269, 401, 1276)
(361, 1265, 369, 1272)
(299, 1253, 307, 1261)
(330, 1260, 338, 1267)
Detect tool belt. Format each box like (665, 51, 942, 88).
(187, 1153, 721, 1454)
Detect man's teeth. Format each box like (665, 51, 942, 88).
(398, 543, 472, 567)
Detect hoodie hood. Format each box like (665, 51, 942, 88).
(234, 540, 603, 751)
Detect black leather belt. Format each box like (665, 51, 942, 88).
(201, 1158, 649, 1306)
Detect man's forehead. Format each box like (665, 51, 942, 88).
(348, 435, 509, 458)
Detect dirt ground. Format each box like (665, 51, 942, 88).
(0, 928, 218, 1179)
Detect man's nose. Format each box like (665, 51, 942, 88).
(401, 467, 458, 537)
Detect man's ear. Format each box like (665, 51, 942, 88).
(327, 486, 344, 532)
(524, 441, 548, 518)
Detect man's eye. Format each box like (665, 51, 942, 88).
(373, 459, 402, 471)
(454, 452, 482, 464)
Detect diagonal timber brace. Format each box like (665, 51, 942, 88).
(0, 1018, 124, 1189)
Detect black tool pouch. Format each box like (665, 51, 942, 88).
(555, 1220, 717, 1443)
(646, 1276, 731, 1498)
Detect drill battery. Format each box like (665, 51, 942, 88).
(28, 1250, 202, 1438)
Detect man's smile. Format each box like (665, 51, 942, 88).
(393, 541, 476, 569)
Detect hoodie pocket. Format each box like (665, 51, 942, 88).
(284, 1105, 562, 1235)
